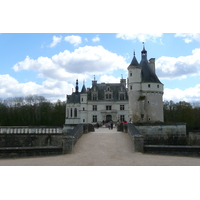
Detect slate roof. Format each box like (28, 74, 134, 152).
(129, 47, 162, 84)
(128, 52, 140, 69)
(87, 82, 128, 101)
(81, 84, 87, 93)
(67, 92, 80, 103)
(140, 57, 162, 83)
(67, 82, 128, 103)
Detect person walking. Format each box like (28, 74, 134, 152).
(111, 121, 113, 129)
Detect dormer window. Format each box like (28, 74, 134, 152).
(119, 93, 125, 100)
(92, 93, 98, 100)
(105, 86, 112, 100)
(106, 94, 112, 99)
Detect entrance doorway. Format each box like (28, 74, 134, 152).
(106, 115, 112, 122)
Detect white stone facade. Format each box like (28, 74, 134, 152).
(65, 46, 164, 125)
(65, 80, 129, 125)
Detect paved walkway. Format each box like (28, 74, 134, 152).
(0, 128, 200, 166)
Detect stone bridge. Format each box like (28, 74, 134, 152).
(0, 127, 200, 166)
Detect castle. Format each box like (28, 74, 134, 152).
(65, 45, 164, 125)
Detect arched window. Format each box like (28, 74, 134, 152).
(70, 108, 73, 118)
(74, 108, 77, 117)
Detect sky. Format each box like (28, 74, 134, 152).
(1, 33, 200, 103)
(1, 1, 200, 103)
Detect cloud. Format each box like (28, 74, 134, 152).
(92, 35, 100, 42)
(116, 33, 163, 42)
(156, 48, 200, 79)
(13, 45, 128, 81)
(164, 84, 200, 102)
(0, 74, 74, 101)
(175, 33, 200, 43)
(64, 35, 82, 46)
(49, 35, 62, 47)
(99, 75, 120, 83)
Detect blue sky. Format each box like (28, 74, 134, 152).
(1, 1, 200, 103)
(0, 33, 200, 102)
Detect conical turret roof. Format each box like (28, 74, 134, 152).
(128, 51, 140, 69)
(140, 47, 162, 84)
(81, 83, 87, 93)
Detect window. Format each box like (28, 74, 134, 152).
(130, 85, 132, 90)
(74, 108, 77, 117)
(106, 105, 112, 110)
(82, 98, 83, 102)
(93, 105, 97, 111)
(148, 117, 151, 121)
(83, 119, 85, 122)
(70, 108, 73, 117)
(157, 85, 159, 88)
(120, 93, 125, 100)
(141, 114, 144, 119)
(83, 107, 85, 111)
(106, 93, 112, 99)
(92, 93, 97, 100)
(120, 115, 125, 122)
(148, 84, 151, 88)
(130, 72, 132, 76)
(120, 105, 124, 110)
(93, 115, 97, 122)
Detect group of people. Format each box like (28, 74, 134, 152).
(106, 121, 114, 130)
(95, 120, 114, 129)
(95, 119, 128, 129)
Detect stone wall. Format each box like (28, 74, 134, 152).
(134, 123, 186, 135)
(188, 132, 200, 145)
(121, 123, 144, 152)
(0, 124, 94, 158)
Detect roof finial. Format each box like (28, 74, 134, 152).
(75, 79, 79, 93)
(94, 75, 96, 81)
(133, 50, 135, 56)
(142, 42, 145, 50)
(121, 74, 123, 79)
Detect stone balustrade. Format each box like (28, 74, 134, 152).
(0, 126, 63, 134)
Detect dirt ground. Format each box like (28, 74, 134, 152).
(0, 127, 200, 166)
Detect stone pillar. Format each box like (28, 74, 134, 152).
(133, 135, 144, 152)
(62, 136, 75, 154)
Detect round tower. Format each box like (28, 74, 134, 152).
(139, 45, 164, 122)
(128, 46, 164, 123)
(127, 51, 142, 122)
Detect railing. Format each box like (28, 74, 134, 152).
(0, 124, 94, 157)
(0, 126, 63, 134)
(118, 123, 144, 152)
(62, 123, 94, 154)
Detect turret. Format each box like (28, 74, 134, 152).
(80, 81, 88, 123)
(128, 44, 164, 123)
(127, 51, 141, 89)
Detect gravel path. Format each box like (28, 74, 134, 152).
(0, 127, 200, 166)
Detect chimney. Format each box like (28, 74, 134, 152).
(149, 58, 155, 73)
